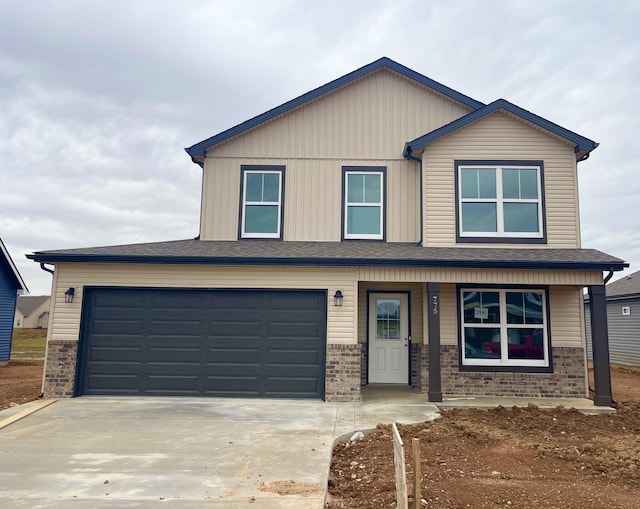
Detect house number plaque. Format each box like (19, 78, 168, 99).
(432, 295, 439, 315)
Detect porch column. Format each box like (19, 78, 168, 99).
(588, 284, 613, 406)
(427, 283, 442, 402)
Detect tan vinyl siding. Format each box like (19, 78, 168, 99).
(357, 267, 603, 286)
(201, 157, 420, 242)
(423, 112, 580, 248)
(439, 283, 458, 346)
(549, 286, 585, 348)
(208, 70, 471, 160)
(49, 263, 358, 346)
(200, 69, 473, 242)
(358, 282, 424, 345)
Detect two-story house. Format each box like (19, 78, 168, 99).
(30, 58, 626, 405)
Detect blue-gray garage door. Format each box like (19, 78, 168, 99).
(77, 288, 327, 399)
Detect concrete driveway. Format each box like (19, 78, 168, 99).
(0, 394, 440, 508)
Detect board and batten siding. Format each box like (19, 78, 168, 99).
(49, 264, 358, 346)
(208, 69, 471, 160)
(585, 297, 640, 367)
(200, 69, 473, 243)
(422, 111, 581, 248)
(200, 157, 420, 242)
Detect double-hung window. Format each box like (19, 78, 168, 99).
(456, 161, 544, 242)
(343, 167, 385, 240)
(240, 166, 284, 239)
(459, 287, 550, 370)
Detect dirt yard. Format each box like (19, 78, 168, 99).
(0, 329, 46, 411)
(327, 365, 640, 508)
(2, 332, 639, 508)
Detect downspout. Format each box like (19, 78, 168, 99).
(404, 145, 424, 246)
(39, 263, 54, 275)
(603, 270, 614, 285)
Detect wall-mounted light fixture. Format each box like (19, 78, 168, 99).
(64, 287, 75, 304)
(333, 290, 343, 307)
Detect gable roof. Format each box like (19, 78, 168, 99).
(185, 57, 485, 164)
(605, 270, 640, 299)
(16, 295, 49, 316)
(0, 238, 28, 294)
(404, 98, 599, 161)
(27, 239, 628, 273)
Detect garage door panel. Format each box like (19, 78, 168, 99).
(87, 374, 142, 393)
(208, 321, 263, 337)
(268, 322, 322, 338)
(148, 320, 202, 335)
(266, 377, 322, 396)
(147, 347, 202, 363)
(92, 319, 145, 335)
(89, 345, 143, 363)
(207, 347, 261, 363)
(267, 349, 321, 365)
(78, 288, 326, 399)
(94, 291, 145, 309)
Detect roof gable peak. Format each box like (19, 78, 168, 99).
(405, 98, 598, 161)
(186, 57, 484, 163)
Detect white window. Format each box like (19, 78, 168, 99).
(460, 288, 549, 368)
(344, 169, 384, 240)
(457, 162, 544, 240)
(240, 167, 284, 238)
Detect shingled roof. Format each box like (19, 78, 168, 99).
(604, 270, 640, 299)
(28, 239, 627, 272)
(16, 295, 50, 316)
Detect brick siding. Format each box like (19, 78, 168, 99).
(43, 340, 78, 398)
(419, 345, 586, 398)
(325, 344, 361, 402)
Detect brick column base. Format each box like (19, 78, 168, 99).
(325, 344, 361, 402)
(43, 340, 78, 398)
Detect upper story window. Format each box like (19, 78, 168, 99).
(240, 165, 284, 239)
(459, 287, 550, 370)
(456, 160, 545, 243)
(343, 167, 386, 240)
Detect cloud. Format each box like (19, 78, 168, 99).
(0, 0, 638, 293)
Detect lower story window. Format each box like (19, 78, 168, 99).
(459, 288, 549, 368)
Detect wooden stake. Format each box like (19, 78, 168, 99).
(412, 438, 422, 509)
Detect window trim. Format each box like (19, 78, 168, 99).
(239, 165, 285, 239)
(342, 166, 386, 241)
(456, 284, 553, 373)
(455, 160, 546, 244)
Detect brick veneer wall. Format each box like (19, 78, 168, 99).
(411, 343, 422, 389)
(325, 344, 361, 402)
(422, 345, 587, 398)
(360, 343, 367, 387)
(43, 339, 78, 398)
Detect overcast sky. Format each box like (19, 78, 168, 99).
(1, 0, 638, 294)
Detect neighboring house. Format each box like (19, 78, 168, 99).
(29, 57, 626, 405)
(0, 238, 28, 361)
(585, 270, 640, 367)
(14, 295, 51, 329)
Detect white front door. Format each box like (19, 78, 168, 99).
(368, 293, 409, 384)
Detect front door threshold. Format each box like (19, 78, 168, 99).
(361, 384, 423, 403)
